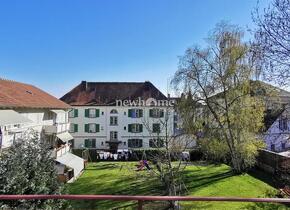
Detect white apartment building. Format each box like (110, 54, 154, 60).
(0, 79, 84, 182)
(61, 81, 176, 152)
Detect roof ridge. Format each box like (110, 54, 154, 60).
(85, 81, 146, 84)
(0, 77, 35, 87)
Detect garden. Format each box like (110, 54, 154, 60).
(67, 162, 286, 210)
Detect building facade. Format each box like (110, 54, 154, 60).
(0, 78, 84, 182)
(61, 81, 176, 151)
(264, 107, 290, 152)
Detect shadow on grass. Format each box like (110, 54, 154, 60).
(85, 163, 120, 170)
(183, 170, 234, 193)
(243, 202, 289, 210)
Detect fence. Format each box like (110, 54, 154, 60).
(0, 195, 290, 210)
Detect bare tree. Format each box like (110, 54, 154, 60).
(252, 0, 290, 85)
(141, 105, 195, 209)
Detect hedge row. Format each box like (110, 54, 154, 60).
(71, 149, 203, 162)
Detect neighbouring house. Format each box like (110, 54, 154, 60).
(263, 106, 290, 152)
(0, 78, 84, 182)
(60, 81, 177, 152)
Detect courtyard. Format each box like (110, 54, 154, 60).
(67, 162, 286, 210)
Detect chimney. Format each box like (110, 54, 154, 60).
(81, 81, 88, 91)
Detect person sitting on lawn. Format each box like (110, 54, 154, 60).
(135, 160, 151, 171)
(135, 160, 144, 171)
(143, 159, 151, 170)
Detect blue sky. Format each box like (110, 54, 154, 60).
(0, 0, 271, 97)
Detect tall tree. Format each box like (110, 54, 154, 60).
(253, 0, 290, 84)
(0, 131, 67, 209)
(172, 23, 265, 173)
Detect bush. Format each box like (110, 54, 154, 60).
(0, 131, 68, 209)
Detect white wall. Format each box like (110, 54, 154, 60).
(0, 108, 70, 149)
(264, 109, 290, 152)
(68, 106, 175, 149)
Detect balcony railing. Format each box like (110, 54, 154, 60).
(53, 144, 71, 158)
(43, 123, 70, 134)
(0, 195, 290, 210)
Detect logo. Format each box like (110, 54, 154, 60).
(116, 97, 175, 107)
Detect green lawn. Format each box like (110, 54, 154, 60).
(67, 162, 288, 210)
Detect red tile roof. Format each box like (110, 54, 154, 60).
(0, 79, 71, 109)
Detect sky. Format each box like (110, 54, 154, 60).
(0, 0, 272, 98)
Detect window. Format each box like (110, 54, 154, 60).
(128, 124, 143, 133)
(101, 142, 104, 146)
(149, 138, 164, 148)
(123, 142, 126, 145)
(85, 108, 100, 118)
(84, 139, 96, 148)
(279, 117, 288, 131)
(124, 126, 126, 130)
(69, 109, 78, 118)
(282, 142, 286, 150)
(89, 109, 96, 118)
(69, 123, 78, 133)
(128, 139, 143, 148)
(110, 131, 118, 140)
(271, 144, 275, 151)
(84, 123, 100, 133)
(152, 123, 161, 133)
(149, 108, 164, 118)
(110, 116, 118, 126)
(128, 109, 143, 118)
(110, 109, 118, 114)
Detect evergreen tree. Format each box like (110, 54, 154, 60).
(0, 131, 67, 209)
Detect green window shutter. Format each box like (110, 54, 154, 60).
(92, 139, 96, 148)
(139, 139, 143, 148)
(139, 124, 143, 132)
(128, 109, 132, 117)
(128, 139, 132, 147)
(96, 124, 100, 132)
(85, 124, 89, 132)
(74, 124, 78, 132)
(95, 109, 100, 117)
(153, 123, 160, 133)
(85, 109, 89, 117)
(149, 109, 153, 117)
(139, 109, 143, 117)
(128, 124, 132, 132)
(84, 139, 89, 148)
(160, 110, 164, 118)
(74, 109, 78, 117)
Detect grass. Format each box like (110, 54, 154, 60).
(67, 162, 288, 210)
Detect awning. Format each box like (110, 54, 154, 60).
(0, 110, 32, 126)
(57, 132, 73, 142)
(56, 152, 84, 182)
(50, 109, 65, 114)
